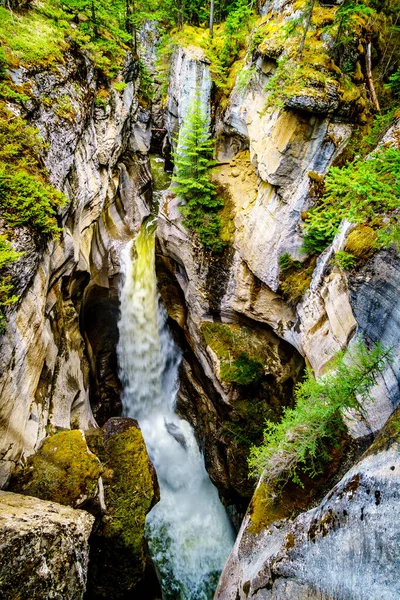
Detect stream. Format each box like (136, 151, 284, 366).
(116, 156, 234, 599)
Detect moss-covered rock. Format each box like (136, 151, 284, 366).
(200, 320, 304, 505)
(10, 430, 102, 508)
(85, 417, 160, 600)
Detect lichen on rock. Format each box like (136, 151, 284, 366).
(0, 490, 94, 600)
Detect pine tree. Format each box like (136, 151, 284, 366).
(172, 92, 224, 251)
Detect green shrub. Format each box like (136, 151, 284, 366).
(330, 250, 356, 270)
(236, 65, 257, 92)
(303, 147, 400, 254)
(248, 340, 392, 486)
(386, 69, 400, 97)
(0, 168, 65, 236)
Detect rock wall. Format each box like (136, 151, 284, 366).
(156, 11, 400, 579)
(0, 48, 152, 487)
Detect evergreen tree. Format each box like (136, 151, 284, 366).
(172, 92, 224, 251)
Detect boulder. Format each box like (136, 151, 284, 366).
(0, 490, 94, 600)
(85, 417, 160, 599)
(215, 408, 400, 600)
(10, 429, 102, 508)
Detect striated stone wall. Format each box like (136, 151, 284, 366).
(0, 49, 152, 487)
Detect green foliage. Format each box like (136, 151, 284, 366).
(386, 69, 400, 97)
(55, 94, 75, 120)
(0, 6, 66, 64)
(279, 252, 302, 273)
(137, 60, 154, 104)
(0, 46, 7, 78)
(113, 81, 128, 93)
(236, 65, 256, 91)
(0, 82, 30, 103)
(221, 353, 264, 385)
(172, 92, 224, 251)
(0, 168, 65, 235)
(0, 236, 22, 333)
(303, 147, 400, 254)
(0, 91, 66, 330)
(331, 250, 356, 270)
(249, 340, 392, 485)
(361, 108, 398, 153)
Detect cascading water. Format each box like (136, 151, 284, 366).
(117, 159, 234, 599)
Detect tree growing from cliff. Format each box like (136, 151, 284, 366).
(248, 340, 392, 486)
(172, 92, 224, 251)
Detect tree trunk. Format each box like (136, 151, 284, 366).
(209, 0, 215, 38)
(298, 0, 316, 59)
(91, 0, 98, 37)
(365, 40, 381, 112)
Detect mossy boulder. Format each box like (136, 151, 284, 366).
(85, 417, 160, 600)
(10, 430, 102, 508)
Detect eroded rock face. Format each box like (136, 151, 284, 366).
(0, 490, 94, 600)
(215, 411, 400, 600)
(0, 51, 152, 487)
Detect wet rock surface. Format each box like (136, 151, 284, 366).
(0, 490, 94, 600)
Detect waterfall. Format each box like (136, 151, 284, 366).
(117, 222, 234, 599)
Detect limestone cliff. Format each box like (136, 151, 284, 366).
(0, 48, 152, 488)
(154, 5, 400, 594)
(157, 39, 399, 521)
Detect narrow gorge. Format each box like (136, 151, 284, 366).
(0, 0, 399, 598)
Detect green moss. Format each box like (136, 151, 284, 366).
(103, 427, 156, 557)
(113, 81, 128, 93)
(55, 94, 75, 120)
(86, 421, 158, 594)
(279, 257, 316, 306)
(201, 321, 275, 385)
(364, 404, 400, 456)
(248, 481, 283, 534)
(11, 430, 102, 507)
(217, 185, 235, 244)
(344, 226, 378, 259)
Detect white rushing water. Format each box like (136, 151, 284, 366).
(117, 221, 234, 599)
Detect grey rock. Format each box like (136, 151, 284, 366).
(0, 490, 94, 600)
(216, 431, 400, 600)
